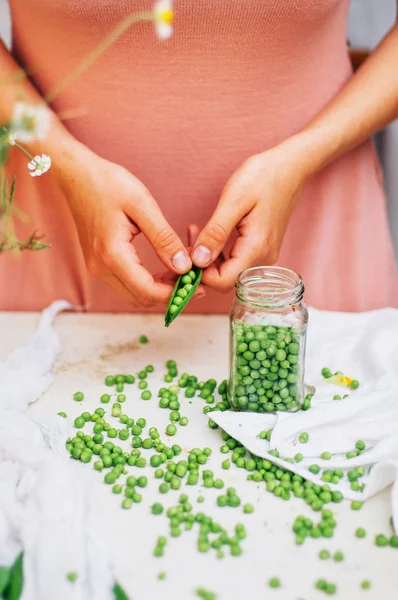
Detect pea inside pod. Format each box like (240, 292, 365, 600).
(165, 267, 203, 327)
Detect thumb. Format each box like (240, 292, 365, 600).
(132, 195, 191, 275)
(192, 202, 247, 268)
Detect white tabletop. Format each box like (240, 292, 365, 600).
(1, 312, 396, 600)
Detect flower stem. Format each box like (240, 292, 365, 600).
(46, 11, 154, 102)
(13, 141, 35, 162)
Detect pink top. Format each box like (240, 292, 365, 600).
(1, 0, 397, 312)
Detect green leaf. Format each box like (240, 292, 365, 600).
(3, 553, 23, 600)
(113, 582, 129, 600)
(0, 566, 11, 596)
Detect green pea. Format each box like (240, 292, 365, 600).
(58, 412, 67, 418)
(139, 335, 148, 344)
(138, 380, 148, 390)
(159, 483, 169, 494)
(350, 380, 360, 390)
(334, 551, 344, 562)
(141, 390, 152, 400)
(100, 394, 111, 404)
(375, 534, 389, 547)
(351, 501, 363, 511)
(152, 503, 164, 515)
(222, 460, 231, 470)
(166, 424, 177, 436)
(361, 581, 371, 590)
(319, 549, 330, 560)
(355, 527, 366, 538)
(243, 504, 254, 514)
(74, 417, 85, 429)
(321, 452, 332, 460)
(389, 536, 398, 548)
(73, 392, 84, 402)
(268, 578, 281, 589)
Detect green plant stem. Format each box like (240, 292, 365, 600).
(46, 12, 154, 102)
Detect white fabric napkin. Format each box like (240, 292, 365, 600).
(210, 308, 398, 529)
(0, 301, 113, 600)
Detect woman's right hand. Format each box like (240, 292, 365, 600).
(59, 146, 194, 307)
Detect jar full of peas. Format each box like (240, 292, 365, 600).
(228, 266, 308, 413)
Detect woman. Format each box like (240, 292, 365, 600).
(0, 0, 397, 312)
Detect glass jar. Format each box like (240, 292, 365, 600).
(228, 266, 308, 413)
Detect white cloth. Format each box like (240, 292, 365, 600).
(211, 308, 398, 530)
(0, 301, 113, 600)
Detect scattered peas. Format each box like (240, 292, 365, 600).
(334, 551, 344, 562)
(166, 424, 177, 436)
(361, 580, 371, 590)
(356, 528, 366, 538)
(321, 452, 332, 460)
(152, 503, 164, 515)
(375, 534, 389, 547)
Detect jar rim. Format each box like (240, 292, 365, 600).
(236, 266, 304, 306)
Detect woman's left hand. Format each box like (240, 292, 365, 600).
(190, 143, 307, 292)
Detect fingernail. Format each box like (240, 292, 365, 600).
(192, 245, 212, 267)
(171, 250, 191, 272)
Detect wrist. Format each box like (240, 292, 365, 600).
(272, 129, 332, 183)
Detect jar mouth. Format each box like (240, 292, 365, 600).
(236, 266, 304, 307)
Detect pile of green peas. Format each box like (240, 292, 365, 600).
(230, 322, 303, 412)
(168, 270, 199, 317)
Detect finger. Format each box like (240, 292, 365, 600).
(102, 273, 140, 307)
(101, 222, 174, 306)
(187, 224, 200, 249)
(191, 194, 253, 269)
(127, 185, 191, 274)
(202, 219, 265, 292)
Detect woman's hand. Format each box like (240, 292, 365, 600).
(60, 147, 193, 307)
(191, 143, 307, 292)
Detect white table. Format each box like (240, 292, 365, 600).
(1, 312, 397, 600)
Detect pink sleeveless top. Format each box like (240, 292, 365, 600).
(2, 0, 397, 312)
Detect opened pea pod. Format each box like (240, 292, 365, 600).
(165, 267, 203, 327)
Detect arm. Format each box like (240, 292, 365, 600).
(192, 20, 398, 290)
(0, 41, 193, 306)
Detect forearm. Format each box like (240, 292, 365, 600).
(0, 40, 87, 186)
(283, 24, 398, 178)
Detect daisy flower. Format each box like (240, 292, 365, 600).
(11, 102, 50, 144)
(154, 0, 174, 40)
(28, 154, 51, 177)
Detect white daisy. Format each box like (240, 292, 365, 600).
(28, 154, 51, 177)
(11, 102, 51, 144)
(154, 0, 174, 40)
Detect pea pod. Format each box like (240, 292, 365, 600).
(165, 267, 203, 327)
